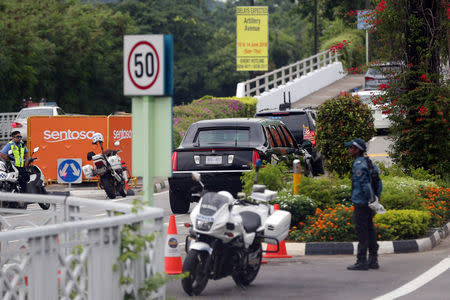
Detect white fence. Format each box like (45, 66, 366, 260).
(236, 50, 340, 98)
(0, 192, 165, 300)
(0, 113, 17, 143)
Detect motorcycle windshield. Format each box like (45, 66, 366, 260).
(199, 192, 229, 216)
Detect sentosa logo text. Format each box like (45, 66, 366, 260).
(43, 130, 96, 143)
(113, 129, 132, 141)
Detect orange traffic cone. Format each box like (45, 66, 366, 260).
(165, 214, 183, 274)
(263, 204, 292, 259)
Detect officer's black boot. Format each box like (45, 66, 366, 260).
(347, 258, 369, 270)
(348, 245, 369, 270)
(368, 255, 379, 269)
(368, 243, 379, 269)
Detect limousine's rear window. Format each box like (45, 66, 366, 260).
(194, 128, 250, 146)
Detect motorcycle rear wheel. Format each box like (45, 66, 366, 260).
(101, 175, 116, 199)
(232, 241, 262, 287)
(181, 250, 209, 296)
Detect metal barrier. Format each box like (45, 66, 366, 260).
(0, 113, 17, 143)
(236, 50, 339, 98)
(0, 192, 165, 300)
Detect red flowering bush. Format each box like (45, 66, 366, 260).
(288, 205, 393, 242)
(420, 186, 450, 227)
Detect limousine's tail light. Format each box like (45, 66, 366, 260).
(171, 151, 178, 171)
(11, 122, 22, 128)
(252, 150, 260, 166)
(310, 130, 316, 147)
(365, 76, 375, 82)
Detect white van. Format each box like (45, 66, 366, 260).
(352, 90, 391, 130)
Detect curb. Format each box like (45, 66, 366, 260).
(279, 221, 450, 256)
(154, 179, 169, 193)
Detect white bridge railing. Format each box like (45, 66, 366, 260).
(0, 192, 165, 300)
(236, 50, 339, 98)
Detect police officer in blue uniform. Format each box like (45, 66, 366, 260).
(345, 138, 380, 270)
(0, 131, 30, 192)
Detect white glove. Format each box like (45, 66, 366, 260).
(369, 196, 386, 214)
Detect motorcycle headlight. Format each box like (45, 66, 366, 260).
(196, 219, 213, 231)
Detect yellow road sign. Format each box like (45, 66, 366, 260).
(236, 6, 268, 71)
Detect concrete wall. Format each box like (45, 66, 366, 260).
(255, 62, 346, 112)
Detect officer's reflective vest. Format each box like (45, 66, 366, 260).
(9, 141, 25, 167)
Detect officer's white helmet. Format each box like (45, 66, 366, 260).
(92, 133, 104, 144)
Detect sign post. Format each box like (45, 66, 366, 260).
(124, 34, 173, 206)
(357, 10, 373, 65)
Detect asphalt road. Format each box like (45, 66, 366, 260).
(4, 134, 449, 299)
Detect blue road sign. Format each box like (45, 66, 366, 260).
(357, 10, 374, 30)
(57, 158, 82, 184)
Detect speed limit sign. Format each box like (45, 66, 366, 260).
(124, 35, 172, 96)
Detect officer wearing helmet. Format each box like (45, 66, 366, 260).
(0, 131, 30, 192)
(344, 138, 380, 271)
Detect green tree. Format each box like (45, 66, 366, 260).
(315, 94, 375, 176)
(0, 0, 135, 114)
(373, 0, 449, 177)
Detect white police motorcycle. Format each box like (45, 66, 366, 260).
(182, 160, 291, 296)
(0, 147, 49, 210)
(82, 133, 129, 199)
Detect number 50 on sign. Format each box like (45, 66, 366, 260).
(123, 35, 173, 96)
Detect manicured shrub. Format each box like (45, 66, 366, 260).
(375, 210, 430, 240)
(380, 176, 434, 210)
(420, 186, 450, 227)
(240, 162, 289, 195)
(297, 175, 351, 209)
(276, 190, 317, 227)
(315, 94, 375, 176)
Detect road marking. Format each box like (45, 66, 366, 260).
(367, 153, 389, 157)
(374, 256, 450, 300)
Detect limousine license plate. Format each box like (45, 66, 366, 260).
(206, 156, 222, 164)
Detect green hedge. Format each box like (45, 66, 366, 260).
(380, 176, 436, 210)
(297, 176, 352, 209)
(240, 162, 289, 195)
(375, 210, 431, 240)
(276, 190, 317, 227)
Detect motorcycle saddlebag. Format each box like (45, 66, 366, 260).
(264, 210, 291, 245)
(82, 165, 94, 179)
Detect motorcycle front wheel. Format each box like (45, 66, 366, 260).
(232, 241, 262, 287)
(101, 175, 116, 199)
(181, 250, 209, 296)
(38, 187, 50, 210)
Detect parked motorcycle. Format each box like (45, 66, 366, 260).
(0, 155, 21, 208)
(82, 133, 129, 199)
(26, 147, 50, 210)
(0, 147, 49, 209)
(181, 160, 291, 296)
